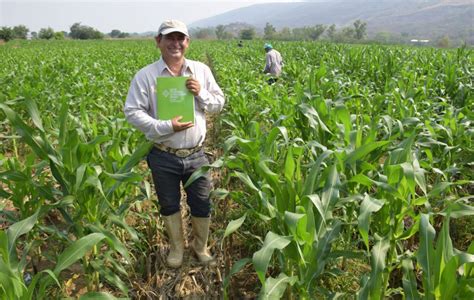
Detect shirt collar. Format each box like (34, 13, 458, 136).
(157, 57, 193, 76)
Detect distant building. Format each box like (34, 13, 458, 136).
(410, 39, 430, 45)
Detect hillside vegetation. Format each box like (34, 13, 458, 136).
(191, 0, 473, 43)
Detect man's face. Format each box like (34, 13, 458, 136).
(156, 32, 189, 61)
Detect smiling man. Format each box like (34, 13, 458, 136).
(124, 20, 225, 268)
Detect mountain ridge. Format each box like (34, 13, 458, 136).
(190, 0, 473, 41)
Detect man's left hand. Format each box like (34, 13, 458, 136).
(186, 78, 201, 96)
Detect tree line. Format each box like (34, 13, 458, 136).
(0, 23, 129, 42)
(0, 20, 369, 43)
(1, 20, 457, 47)
(192, 20, 456, 47)
(192, 20, 368, 42)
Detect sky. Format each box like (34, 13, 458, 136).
(0, 0, 306, 33)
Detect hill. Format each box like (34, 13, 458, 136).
(190, 0, 473, 41)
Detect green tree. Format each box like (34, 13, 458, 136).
(118, 32, 129, 38)
(353, 19, 367, 40)
(240, 28, 256, 40)
(333, 27, 355, 42)
(0, 26, 13, 42)
(110, 29, 121, 38)
(292, 25, 325, 40)
(38, 27, 55, 40)
(70, 23, 82, 38)
(277, 27, 292, 40)
(307, 24, 326, 40)
(194, 27, 214, 39)
(12, 25, 29, 39)
(326, 24, 336, 40)
(374, 32, 392, 44)
(215, 25, 227, 40)
(292, 27, 304, 40)
(69, 22, 104, 39)
(437, 35, 450, 48)
(264, 22, 276, 39)
(216, 25, 234, 40)
(54, 31, 65, 40)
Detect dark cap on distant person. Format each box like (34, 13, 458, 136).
(158, 20, 189, 37)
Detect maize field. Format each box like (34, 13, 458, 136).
(0, 39, 473, 299)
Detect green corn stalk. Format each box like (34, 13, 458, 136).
(411, 212, 474, 300)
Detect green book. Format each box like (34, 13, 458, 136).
(156, 76, 195, 123)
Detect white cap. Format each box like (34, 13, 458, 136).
(158, 20, 189, 37)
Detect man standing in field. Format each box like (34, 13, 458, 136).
(263, 43, 283, 84)
(124, 20, 225, 268)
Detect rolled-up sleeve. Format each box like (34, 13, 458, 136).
(195, 65, 225, 113)
(124, 74, 174, 140)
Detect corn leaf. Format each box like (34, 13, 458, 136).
(358, 194, 384, 251)
(7, 209, 40, 258)
(53, 232, 105, 276)
(402, 258, 420, 300)
(223, 214, 247, 239)
(417, 214, 436, 299)
(259, 273, 297, 300)
(253, 232, 291, 284)
(359, 238, 390, 299)
(223, 258, 251, 288)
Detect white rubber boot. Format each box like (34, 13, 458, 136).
(162, 212, 184, 268)
(191, 216, 216, 266)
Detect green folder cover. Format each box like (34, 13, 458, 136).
(156, 76, 195, 123)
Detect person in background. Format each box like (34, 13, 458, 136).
(263, 43, 283, 84)
(124, 19, 225, 268)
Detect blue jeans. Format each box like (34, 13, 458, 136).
(146, 147, 211, 217)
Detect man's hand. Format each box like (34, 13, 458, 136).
(186, 77, 201, 96)
(172, 116, 193, 132)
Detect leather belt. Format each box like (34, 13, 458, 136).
(154, 144, 203, 158)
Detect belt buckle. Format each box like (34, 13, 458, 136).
(155, 144, 167, 152)
(175, 149, 191, 158)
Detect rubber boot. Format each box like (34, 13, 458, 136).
(191, 216, 216, 266)
(162, 212, 184, 268)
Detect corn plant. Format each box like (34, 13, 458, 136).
(1, 39, 472, 299)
